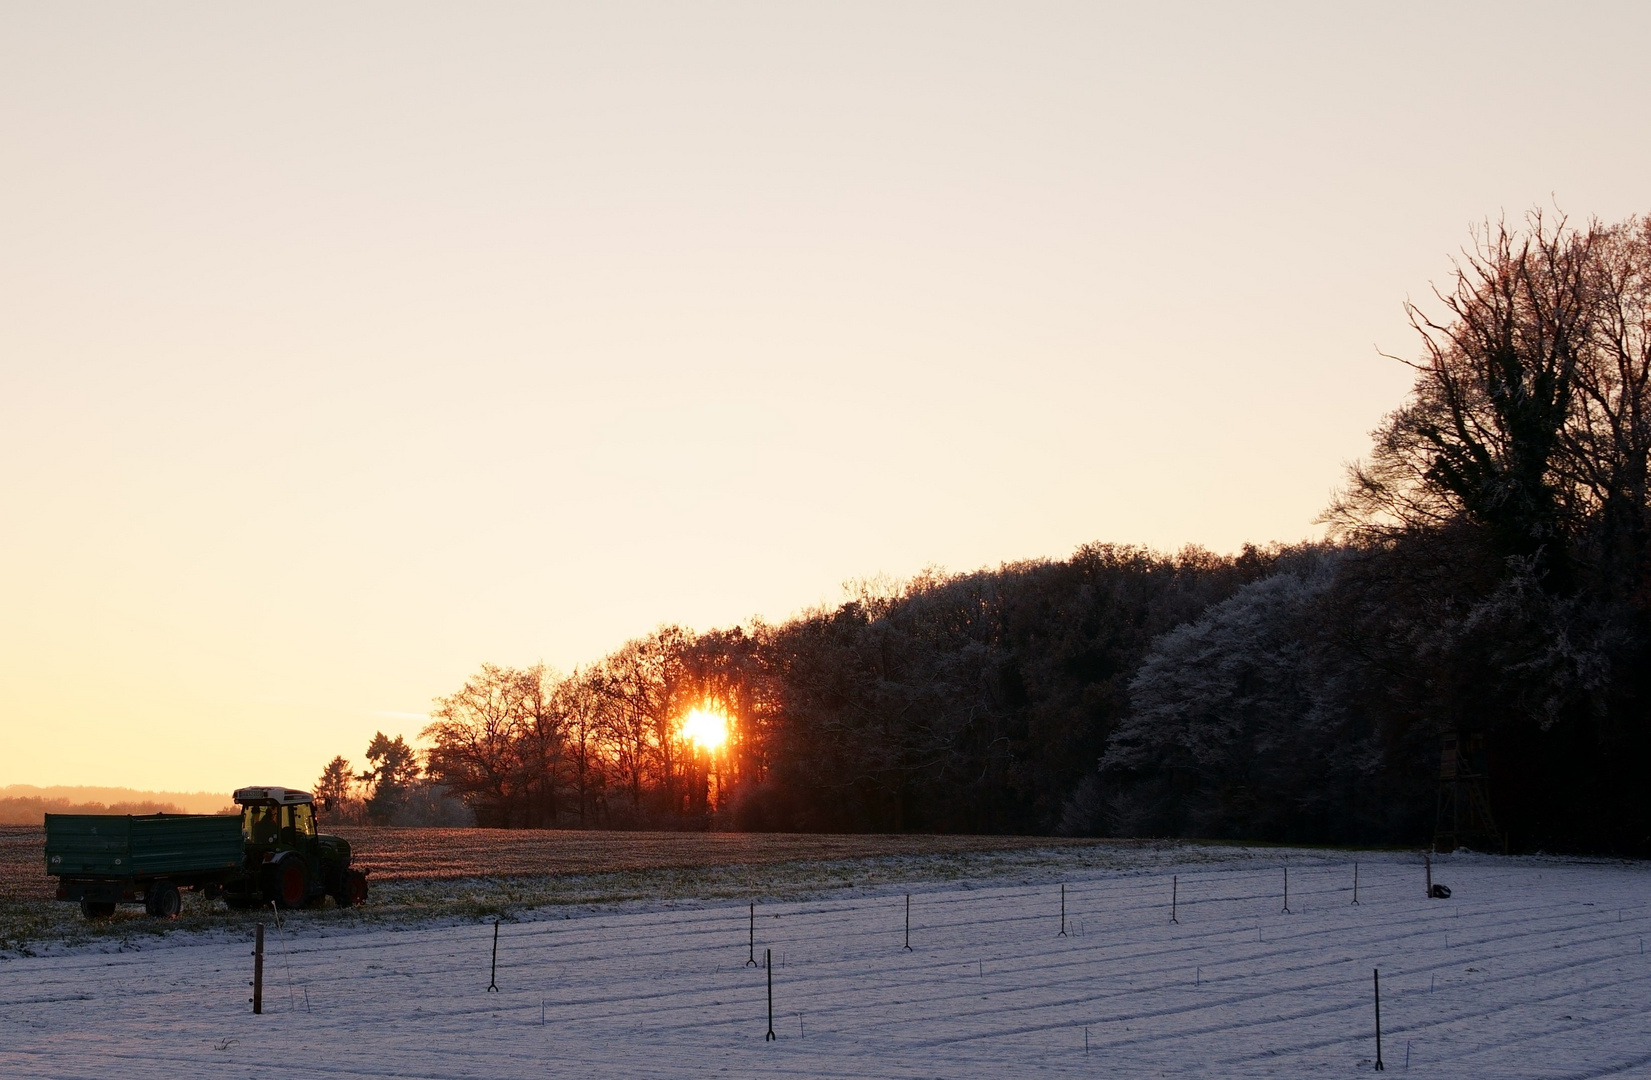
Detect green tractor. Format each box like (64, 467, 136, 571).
(221, 786, 369, 910)
(46, 785, 369, 918)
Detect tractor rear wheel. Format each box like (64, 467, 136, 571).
(270, 859, 310, 909)
(144, 881, 182, 918)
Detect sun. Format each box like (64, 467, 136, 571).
(680, 707, 730, 753)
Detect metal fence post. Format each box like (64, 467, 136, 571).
(1373, 968, 1385, 1071)
(487, 920, 500, 992)
(765, 949, 775, 1041)
(251, 922, 264, 1014)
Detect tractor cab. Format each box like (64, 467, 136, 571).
(235, 786, 317, 851)
(228, 786, 366, 909)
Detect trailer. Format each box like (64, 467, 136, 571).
(46, 813, 244, 918)
(45, 786, 368, 918)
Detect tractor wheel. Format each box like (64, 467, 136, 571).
(80, 900, 116, 919)
(145, 881, 182, 918)
(270, 858, 309, 909)
(333, 869, 369, 908)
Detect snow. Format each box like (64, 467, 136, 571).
(3, 848, 1650, 1078)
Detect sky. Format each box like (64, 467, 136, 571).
(3, 2, 1650, 794)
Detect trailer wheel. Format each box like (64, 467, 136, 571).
(270, 858, 309, 909)
(145, 881, 182, 919)
(80, 900, 116, 919)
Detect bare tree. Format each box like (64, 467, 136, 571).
(1329, 212, 1600, 591)
(1568, 218, 1651, 589)
(515, 663, 565, 827)
(556, 667, 609, 826)
(592, 629, 689, 818)
(423, 664, 533, 827)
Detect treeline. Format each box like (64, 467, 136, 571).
(358, 550, 1272, 832)
(0, 796, 190, 826)
(313, 733, 473, 827)
(330, 211, 1651, 854)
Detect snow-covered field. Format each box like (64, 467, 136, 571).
(3, 848, 1649, 1078)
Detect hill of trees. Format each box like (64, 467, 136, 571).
(325, 212, 1651, 855)
(0, 785, 234, 824)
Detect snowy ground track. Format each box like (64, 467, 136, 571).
(3, 849, 1649, 1078)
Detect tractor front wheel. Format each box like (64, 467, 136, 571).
(333, 868, 369, 908)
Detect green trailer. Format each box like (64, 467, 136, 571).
(45, 786, 369, 919)
(46, 813, 244, 918)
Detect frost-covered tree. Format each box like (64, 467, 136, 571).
(1098, 551, 1384, 842)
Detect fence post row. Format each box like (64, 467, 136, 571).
(235, 867, 1415, 1063)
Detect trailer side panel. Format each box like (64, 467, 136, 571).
(45, 814, 244, 880)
